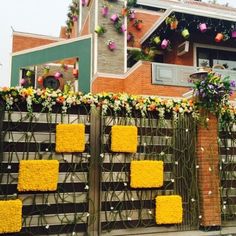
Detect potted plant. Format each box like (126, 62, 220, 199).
(181, 28, 190, 39)
(128, 9, 135, 20)
(106, 40, 117, 51)
(121, 7, 128, 16)
(232, 27, 236, 39)
(199, 23, 207, 33)
(82, 0, 89, 7)
(153, 36, 161, 45)
(161, 39, 170, 49)
(165, 15, 178, 30)
(101, 4, 109, 17)
(215, 32, 229, 43)
(95, 25, 106, 36)
(134, 19, 143, 30)
(114, 21, 126, 33)
(127, 32, 134, 42)
(110, 14, 119, 23)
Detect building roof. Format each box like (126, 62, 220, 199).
(138, 0, 236, 44)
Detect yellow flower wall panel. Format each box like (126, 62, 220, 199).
(17, 160, 59, 191)
(156, 195, 183, 224)
(56, 124, 85, 153)
(130, 160, 163, 188)
(0, 199, 22, 233)
(111, 125, 138, 153)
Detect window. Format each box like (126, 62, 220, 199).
(197, 47, 236, 70)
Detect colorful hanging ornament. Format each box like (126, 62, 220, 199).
(161, 39, 170, 49)
(37, 76, 44, 85)
(101, 6, 109, 17)
(199, 23, 207, 33)
(107, 40, 117, 51)
(54, 72, 62, 79)
(231, 28, 236, 39)
(181, 28, 190, 39)
(153, 36, 161, 45)
(73, 69, 79, 78)
(110, 14, 119, 23)
(215, 33, 224, 42)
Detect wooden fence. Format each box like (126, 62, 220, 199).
(0, 105, 201, 235)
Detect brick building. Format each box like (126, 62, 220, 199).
(11, 0, 236, 98)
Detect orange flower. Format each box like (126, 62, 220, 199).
(56, 96, 65, 104)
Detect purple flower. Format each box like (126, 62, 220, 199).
(230, 80, 236, 88)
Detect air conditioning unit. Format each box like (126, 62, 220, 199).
(177, 41, 190, 56)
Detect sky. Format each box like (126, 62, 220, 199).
(0, 0, 236, 87)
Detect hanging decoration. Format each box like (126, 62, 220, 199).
(95, 25, 106, 36)
(133, 19, 143, 30)
(101, 4, 109, 17)
(165, 15, 179, 30)
(161, 39, 170, 49)
(106, 40, 117, 51)
(181, 28, 190, 39)
(199, 22, 208, 33)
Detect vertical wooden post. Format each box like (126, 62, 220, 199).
(197, 112, 221, 229)
(88, 107, 101, 236)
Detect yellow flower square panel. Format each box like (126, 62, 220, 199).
(0, 199, 22, 233)
(130, 160, 163, 188)
(111, 125, 138, 153)
(17, 160, 59, 191)
(156, 195, 183, 224)
(56, 124, 85, 153)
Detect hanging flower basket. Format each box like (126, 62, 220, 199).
(153, 36, 161, 45)
(110, 14, 119, 23)
(165, 15, 178, 30)
(127, 32, 134, 42)
(161, 39, 170, 49)
(199, 23, 207, 33)
(95, 25, 106, 36)
(73, 69, 79, 78)
(54, 72, 62, 80)
(231, 29, 236, 39)
(82, 0, 89, 7)
(37, 76, 44, 85)
(215, 32, 224, 42)
(181, 28, 190, 39)
(128, 9, 135, 20)
(101, 6, 109, 17)
(134, 19, 143, 30)
(121, 7, 128, 16)
(26, 71, 32, 77)
(107, 40, 117, 51)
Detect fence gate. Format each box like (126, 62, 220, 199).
(99, 111, 199, 235)
(0, 105, 91, 236)
(220, 122, 236, 226)
(0, 106, 199, 235)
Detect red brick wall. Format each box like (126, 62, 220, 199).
(197, 113, 221, 227)
(92, 62, 190, 96)
(12, 34, 59, 53)
(128, 12, 160, 48)
(164, 37, 194, 66)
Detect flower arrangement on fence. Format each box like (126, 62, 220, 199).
(56, 124, 85, 152)
(0, 87, 235, 122)
(193, 72, 235, 115)
(17, 160, 59, 191)
(111, 125, 138, 153)
(0, 199, 22, 233)
(130, 160, 164, 188)
(155, 195, 183, 224)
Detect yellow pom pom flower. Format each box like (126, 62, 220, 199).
(18, 160, 59, 191)
(0, 199, 22, 233)
(156, 195, 183, 224)
(130, 160, 163, 188)
(56, 124, 85, 152)
(111, 125, 138, 153)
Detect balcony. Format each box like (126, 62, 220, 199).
(152, 62, 236, 87)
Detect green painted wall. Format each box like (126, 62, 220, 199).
(11, 37, 91, 93)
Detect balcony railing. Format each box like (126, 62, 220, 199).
(152, 62, 236, 87)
